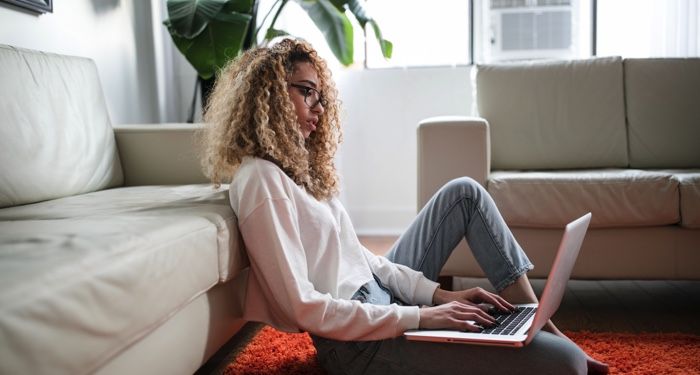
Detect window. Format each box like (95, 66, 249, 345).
(475, 0, 593, 62)
(364, 0, 472, 68)
(262, 0, 697, 69)
(365, 0, 593, 67)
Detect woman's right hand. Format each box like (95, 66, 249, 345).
(418, 301, 498, 332)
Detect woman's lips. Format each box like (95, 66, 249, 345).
(307, 120, 317, 132)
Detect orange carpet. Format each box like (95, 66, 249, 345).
(225, 326, 700, 374)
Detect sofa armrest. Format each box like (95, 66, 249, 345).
(113, 123, 210, 186)
(417, 116, 490, 210)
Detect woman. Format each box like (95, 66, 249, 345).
(202, 38, 607, 374)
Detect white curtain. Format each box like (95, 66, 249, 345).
(597, 0, 700, 58)
(657, 0, 700, 56)
(151, 0, 198, 123)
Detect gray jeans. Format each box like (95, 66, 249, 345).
(312, 177, 586, 375)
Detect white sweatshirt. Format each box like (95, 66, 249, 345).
(228, 157, 439, 341)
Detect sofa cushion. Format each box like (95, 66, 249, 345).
(487, 169, 679, 228)
(0, 185, 244, 374)
(661, 170, 700, 229)
(0, 184, 243, 282)
(625, 58, 700, 168)
(0, 45, 123, 209)
(475, 56, 628, 170)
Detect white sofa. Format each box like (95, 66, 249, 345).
(0, 46, 249, 374)
(418, 56, 700, 280)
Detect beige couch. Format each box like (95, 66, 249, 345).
(0, 46, 249, 374)
(418, 56, 700, 280)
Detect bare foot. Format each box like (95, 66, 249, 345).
(544, 321, 609, 374)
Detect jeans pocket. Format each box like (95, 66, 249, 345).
(351, 285, 369, 303)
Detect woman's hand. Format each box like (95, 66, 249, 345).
(418, 301, 497, 331)
(418, 287, 516, 331)
(432, 287, 515, 313)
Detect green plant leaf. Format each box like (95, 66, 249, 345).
(343, 0, 392, 59)
(369, 20, 392, 59)
(344, 0, 368, 28)
(222, 0, 254, 14)
(265, 28, 291, 42)
(166, 10, 252, 79)
(166, 0, 228, 38)
(295, 0, 354, 66)
(321, 0, 392, 60)
(327, 0, 347, 13)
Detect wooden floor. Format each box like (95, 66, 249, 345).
(360, 235, 700, 335)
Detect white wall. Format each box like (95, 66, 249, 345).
(0, 0, 159, 125)
(335, 66, 475, 235)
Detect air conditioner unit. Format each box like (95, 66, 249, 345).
(489, 0, 575, 61)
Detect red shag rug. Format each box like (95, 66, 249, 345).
(224, 326, 700, 374)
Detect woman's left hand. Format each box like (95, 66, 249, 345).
(432, 287, 515, 313)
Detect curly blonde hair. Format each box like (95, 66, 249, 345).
(201, 38, 342, 200)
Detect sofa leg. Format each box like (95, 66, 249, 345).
(437, 276, 453, 291)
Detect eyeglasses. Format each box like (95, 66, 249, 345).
(289, 83, 328, 109)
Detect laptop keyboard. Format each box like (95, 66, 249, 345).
(480, 306, 536, 335)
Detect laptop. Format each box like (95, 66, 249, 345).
(404, 212, 591, 348)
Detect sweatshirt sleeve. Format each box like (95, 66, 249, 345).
(361, 247, 439, 307)
(329, 196, 439, 307)
(238, 197, 421, 341)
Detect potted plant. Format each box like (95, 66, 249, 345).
(163, 0, 392, 121)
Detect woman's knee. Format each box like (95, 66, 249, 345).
(438, 176, 484, 200)
(528, 332, 587, 375)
